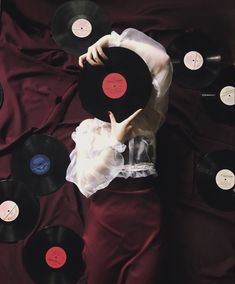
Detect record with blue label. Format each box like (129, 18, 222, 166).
(51, 0, 111, 56)
(0, 84, 3, 109)
(167, 32, 222, 89)
(11, 135, 70, 195)
(79, 47, 152, 122)
(23, 226, 85, 284)
(196, 150, 235, 211)
(201, 66, 234, 125)
(0, 180, 40, 242)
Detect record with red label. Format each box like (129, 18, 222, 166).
(11, 134, 70, 196)
(201, 66, 234, 125)
(23, 226, 85, 284)
(0, 180, 40, 242)
(196, 150, 235, 211)
(79, 47, 152, 122)
(51, 0, 111, 56)
(167, 32, 222, 89)
(0, 84, 3, 108)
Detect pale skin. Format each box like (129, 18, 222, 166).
(78, 35, 143, 144)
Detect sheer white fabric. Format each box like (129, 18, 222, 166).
(66, 28, 173, 198)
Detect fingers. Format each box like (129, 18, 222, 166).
(97, 46, 108, 60)
(86, 45, 107, 65)
(86, 47, 99, 65)
(91, 47, 104, 65)
(108, 111, 116, 124)
(124, 108, 143, 124)
(78, 53, 87, 68)
(78, 44, 108, 67)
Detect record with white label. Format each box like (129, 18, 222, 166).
(196, 150, 235, 211)
(167, 32, 222, 89)
(51, 0, 111, 56)
(11, 134, 70, 195)
(0, 180, 40, 242)
(23, 226, 85, 284)
(201, 66, 234, 125)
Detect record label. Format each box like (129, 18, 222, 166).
(79, 47, 152, 122)
(0, 180, 40, 242)
(71, 18, 92, 38)
(215, 169, 235, 190)
(23, 226, 85, 284)
(196, 150, 235, 211)
(200, 66, 234, 125)
(0, 200, 19, 222)
(30, 154, 51, 175)
(45, 246, 67, 269)
(167, 32, 222, 89)
(220, 86, 235, 106)
(11, 134, 70, 195)
(51, 1, 111, 56)
(183, 51, 204, 70)
(102, 73, 128, 99)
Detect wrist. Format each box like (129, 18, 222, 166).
(107, 135, 126, 153)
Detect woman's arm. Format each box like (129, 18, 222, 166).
(66, 109, 143, 198)
(66, 119, 125, 197)
(78, 28, 173, 133)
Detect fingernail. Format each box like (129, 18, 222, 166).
(107, 111, 110, 115)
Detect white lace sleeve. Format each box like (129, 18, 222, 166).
(66, 119, 126, 198)
(108, 28, 173, 133)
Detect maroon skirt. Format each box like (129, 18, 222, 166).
(82, 176, 163, 284)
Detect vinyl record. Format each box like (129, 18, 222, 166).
(79, 47, 152, 122)
(11, 134, 70, 196)
(0, 180, 40, 242)
(23, 226, 85, 284)
(51, 0, 111, 56)
(196, 150, 235, 211)
(0, 84, 3, 108)
(167, 32, 222, 89)
(201, 66, 234, 125)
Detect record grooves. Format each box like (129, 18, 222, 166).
(79, 47, 152, 122)
(201, 66, 235, 125)
(11, 134, 70, 196)
(196, 150, 235, 211)
(0, 180, 40, 242)
(167, 32, 222, 89)
(52, 0, 111, 56)
(23, 226, 85, 284)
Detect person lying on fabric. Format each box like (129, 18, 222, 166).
(66, 28, 172, 198)
(66, 28, 173, 284)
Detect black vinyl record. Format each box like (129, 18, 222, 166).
(79, 47, 152, 122)
(0, 84, 3, 108)
(0, 180, 40, 242)
(23, 226, 85, 284)
(167, 32, 222, 89)
(51, 0, 111, 56)
(201, 66, 234, 125)
(11, 134, 70, 196)
(196, 150, 235, 211)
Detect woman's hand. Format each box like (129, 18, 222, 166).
(78, 35, 110, 68)
(108, 109, 143, 144)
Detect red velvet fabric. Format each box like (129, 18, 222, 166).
(83, 177, 163, 284)
(0, 0, 234, 284)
